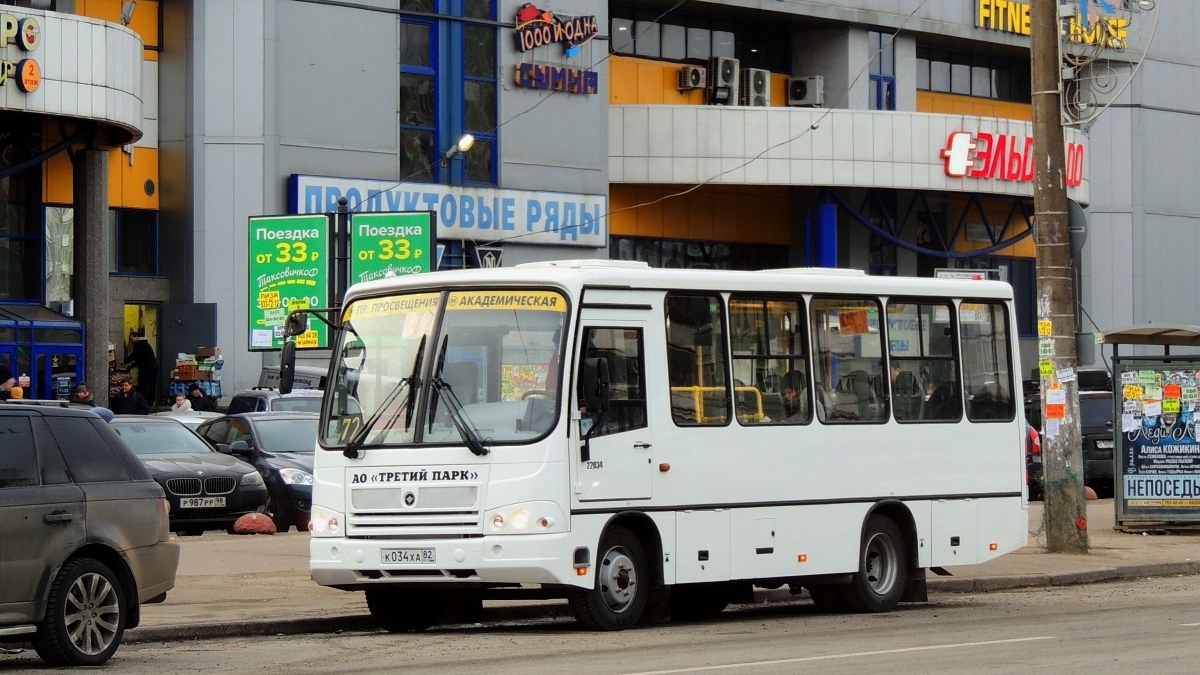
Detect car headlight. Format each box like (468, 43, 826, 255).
(484, 501, 565, 534)
(240, 471, 264, 487)
(279, 468, 314, 485)
(310, 506, 343, 536)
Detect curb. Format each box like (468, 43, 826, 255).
(124, 561, 1200, 644)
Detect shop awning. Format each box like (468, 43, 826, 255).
(1101, 324, 1200, 347)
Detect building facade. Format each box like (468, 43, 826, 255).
(0, 0, 1191, 401)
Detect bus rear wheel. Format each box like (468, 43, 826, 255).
(570, 526, 648, 630)
(366, 588, 443, 632)
(839, 515, 907, 613)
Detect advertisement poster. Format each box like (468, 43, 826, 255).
(247, 214, 329, 351)
(349, 212, 434, 285)
(1117, 360, 1200, 523)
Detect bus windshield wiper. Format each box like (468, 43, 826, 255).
(427, 335, 489, 457)
(344, 334, 426, 459)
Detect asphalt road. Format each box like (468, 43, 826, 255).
(6, 575, 1200, 674)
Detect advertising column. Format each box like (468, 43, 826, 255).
(248, 215, 329, 351)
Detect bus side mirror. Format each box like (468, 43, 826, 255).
(581, 357, 610, 415)
(284, 311, 309, 337)
(279, 340, 296, 395)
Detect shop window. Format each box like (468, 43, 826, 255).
(916, 46, 1031, 102)
(609, 6, 789, 72)
(399, 2, 497, 185)
(109, 209, 157, 276)
(0, 160, 42, 301)
(610, 236, 786, 271)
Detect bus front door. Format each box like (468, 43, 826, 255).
(575, 320, 654, 502)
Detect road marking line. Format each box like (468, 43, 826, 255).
(1180, 622, 1200, 626)
(619, 637, 1058, 675)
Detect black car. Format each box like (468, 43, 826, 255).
(0, 404, 179, 667)
(109, 416, 269, 535)
(194, 412, 318, 532)
(1025, 388, 1115, 498)
(1079, 391, 1116, 498)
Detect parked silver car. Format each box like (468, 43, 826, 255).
(0, 404, 180, 666)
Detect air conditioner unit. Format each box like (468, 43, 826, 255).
(678, 65, 706, 91)
(707, 56, 740, 105)
(787, 75, 824, 107)
(739, 68, 771, 107)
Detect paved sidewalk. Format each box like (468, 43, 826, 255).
(125, 498, 1200, 643)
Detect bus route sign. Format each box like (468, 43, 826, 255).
(248, 214, 329, 351)
(349, 212, 435, 285)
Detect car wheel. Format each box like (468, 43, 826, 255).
(366, 588, 443, 632)
(33, 558, 126, 667)
(570, 526, 649, 630)
(265, 493, 289, 533)
(838, 515, 907, 613)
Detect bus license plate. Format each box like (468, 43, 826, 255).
(382, 548, 436, 564)
(179, 497, 226, 508)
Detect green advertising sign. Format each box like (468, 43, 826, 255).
(247, 214, 329, 351)
(349, 212, 435, 286)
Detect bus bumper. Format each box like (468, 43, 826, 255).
(309, 532, 587, 590)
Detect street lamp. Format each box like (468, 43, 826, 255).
(440, 134, 475, 168)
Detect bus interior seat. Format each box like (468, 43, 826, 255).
(893, 370, 924, 420)
(927, 381, 961, 419)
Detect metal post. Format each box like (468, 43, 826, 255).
(333, 197, 349, 306)
(1031, 0, 1087, 553)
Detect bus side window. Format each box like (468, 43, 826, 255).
(961, 301, 1016, 423)
(579, 327, 647, 437)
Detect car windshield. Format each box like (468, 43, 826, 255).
(113, 422, 215, 456)
(322, 289, 568, 449)
(254, 417, 318, 453)
(1080, 395, 1114, 429)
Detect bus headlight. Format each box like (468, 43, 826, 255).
(310, 506, 343, 536)
(485, 502, 565, 534)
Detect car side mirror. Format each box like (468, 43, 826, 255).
(229, 440, 252, 456)
(215, 443, 232, 455)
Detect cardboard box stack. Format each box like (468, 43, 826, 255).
(169, 347, 222, 398)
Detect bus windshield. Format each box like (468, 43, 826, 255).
(321, 289, 568, 449)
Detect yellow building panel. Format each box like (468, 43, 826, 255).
(43, 151, 73, 205)
(610, 185, 791, 245)
(634, 186, 665, 237)
(636, 61, 666, 104)
(609, 56, 639, 104)
(771, 73, 788, 107)
(118, 147, 160, 210)
(917, 91, 1032, 121)
(686, 191, 715, 241)
(78, 0, 160, 50)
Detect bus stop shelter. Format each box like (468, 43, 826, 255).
(1102, 325, 1200, 530)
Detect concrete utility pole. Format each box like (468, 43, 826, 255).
(1030, 0, 1087, 553)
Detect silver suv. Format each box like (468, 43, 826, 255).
(226, 387, 324, 414)
(0, 404, 180, 666)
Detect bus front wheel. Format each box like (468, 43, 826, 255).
(570, 526, 648, 630)
(366, 588, 442, 632)
(839, 515, 907, 613)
